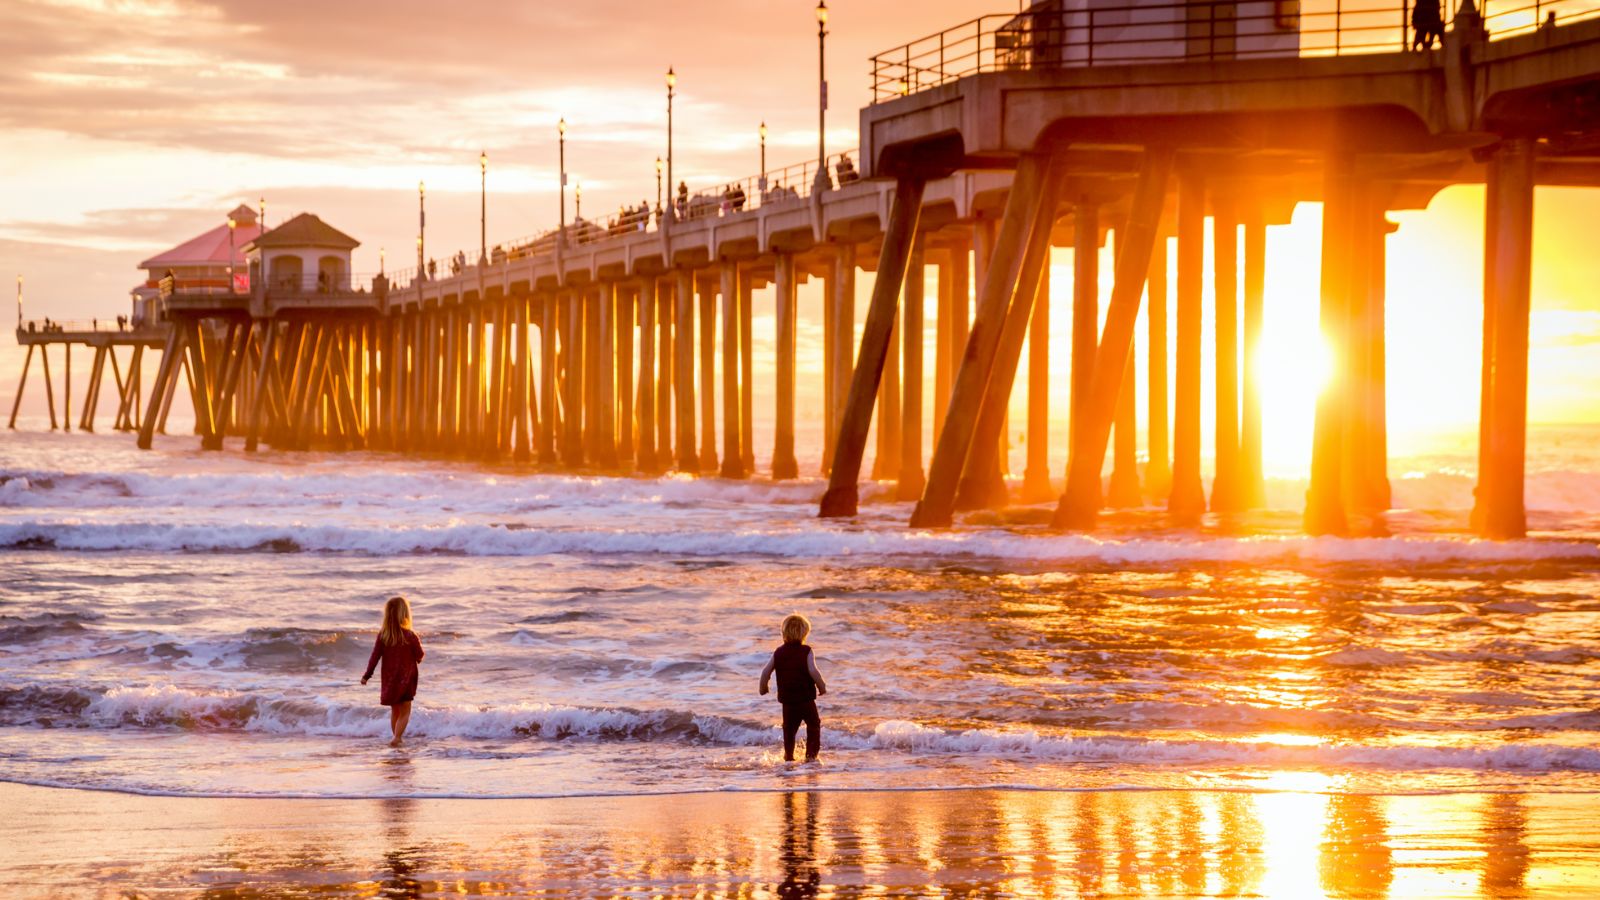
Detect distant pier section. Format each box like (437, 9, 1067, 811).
(13, 0, 1600, 541)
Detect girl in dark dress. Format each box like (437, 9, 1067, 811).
(360, 596, 425, 747)
(758, 613, 828, 762)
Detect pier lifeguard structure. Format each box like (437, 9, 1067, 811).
(13, 0, 1600, 542)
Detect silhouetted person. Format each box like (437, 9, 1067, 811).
(676, 180, 689, 217)
(835, 155, 859, 184)
(1412, 0, 1444, 50)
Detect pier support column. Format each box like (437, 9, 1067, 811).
(1054, 147, 1173, 529)
(829, 244, 857, 475)
(596, 284, 618, 469)
(1478, 137, 1536, 539)
(1021, 253, 1054, 503)
(563, 290, 586, 467)
(8, 345, 34, 430)
(674, 269, 697, 472)
(1343, 196, 1392, 533)
(514, 295, 534, 463)
(540, 294, 558, 464)
(1145, 233, 1171, 501)
(698, 273, 719, 473)
(819, 177, 927, 518)
(1169, 167, 1208, 522)
(956, 163, 1062, 513)
(1241, 214, 1267, 508)
(911, 156, 1047, 527)
(656, 279, 674, 467)
(1069, 200, 1101, 511)
(1306, 156, 1356, 536)
(773, 252, 800, 480)
(1211, 200, 1243, 512)
(618, 285, 635, 467)
(740, 270, 755, 474)
(244, 321, 278, 452)
(637, 278, 659, 472)
(897, 233, 927, 500)
(933, 249, 953, 444)
(720, 261, 746, 478)
(137, 326, 182, 449)
(821, 258, 836, 474)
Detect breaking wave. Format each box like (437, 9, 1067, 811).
(6, 683, 1600, 775)
(2, 518, 1595, 564)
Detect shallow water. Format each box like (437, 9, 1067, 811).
(3, 431, 1600, 800)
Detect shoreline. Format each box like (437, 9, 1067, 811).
(7, 781, 1600, 896)
(8, 775, 1600, 803)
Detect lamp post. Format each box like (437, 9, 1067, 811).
(380, 247, 386, 275)
(815, 2, 830, 194)
(259, 196, 266, 231)
(655, 157, 663, 223)
(759, 122, 768, 194)
(575, 181, 582, 223)
(418, 181, 426, 278)
(666, 67, 676, 222)
(480, 150, 488, 265)
(228, 217, 237, 293)
(558, 118, 567, 246)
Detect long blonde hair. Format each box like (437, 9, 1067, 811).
(378, 596, 413, 646)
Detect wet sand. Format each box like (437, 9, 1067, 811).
(5, 782, 1600, 897)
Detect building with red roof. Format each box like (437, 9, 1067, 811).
(131, 204, 261, 324)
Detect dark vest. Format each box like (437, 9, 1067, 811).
(773, 641, 816, 703)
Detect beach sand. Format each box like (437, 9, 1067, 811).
(5, 781, 1600, 897)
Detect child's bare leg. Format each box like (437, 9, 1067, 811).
(391, 701, 412, 746)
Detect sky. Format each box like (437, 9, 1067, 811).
(3, 0, 1599, 477)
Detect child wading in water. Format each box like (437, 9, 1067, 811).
(759, 613, 828, 762)
(361, 596, 425, 747)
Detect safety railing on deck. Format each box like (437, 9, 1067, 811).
(675, 151, 862, 222)
(17, 318, 147, 335)
(260, 273, 381, 295)
(870, 0, 1600, 102)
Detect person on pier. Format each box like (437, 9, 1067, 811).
(360, 596, 425, 748)
(1412, 0, 1444, 50)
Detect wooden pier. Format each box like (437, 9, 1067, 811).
(13, 0, 1600, 541)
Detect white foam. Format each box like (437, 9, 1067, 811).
(4, 518, 1595, 565)
(55, 685, 1600, 774)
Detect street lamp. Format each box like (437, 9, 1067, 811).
(759, 122, 768, 193)
(228, 217, 237, 293)
(558, 118, 567, 245)
(480, 150, 488, 266)
(666, 66, 676, 222)
(815, 1, 830, 194)
(418, 181, 426, 278)
(575, 181, 582, 223)
(655, 157, 663, 222)
(380, 247, 386, 275)
(259, 196, 266, 230)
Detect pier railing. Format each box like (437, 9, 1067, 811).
(870, 0, 1600, 102)
(262, 273, 380, 295)
(17, 318, 146, 335)
(676, 151, 861, 221)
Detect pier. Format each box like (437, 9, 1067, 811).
(12, 0, 1600, 541)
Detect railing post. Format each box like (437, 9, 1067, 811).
(939, 32, 945, 84)
(1336, 0, 1343, 53)
(1089, 7, 1095, 66)
(1403, 0, 1410, 51)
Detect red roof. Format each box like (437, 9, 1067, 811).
(139, 205, 263, 269)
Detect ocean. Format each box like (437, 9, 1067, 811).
(3, 428, 1599, 804)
